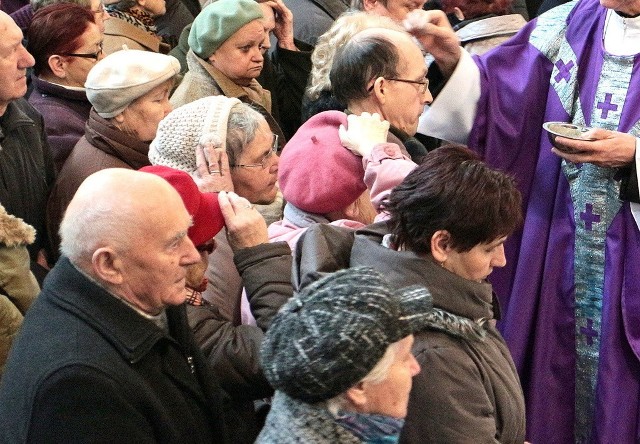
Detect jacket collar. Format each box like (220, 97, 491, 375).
(0, 99, 35, 134)
(45, 257, 171, 363)
(352, 223, 496, 322)
(31, 75, 90, 101)
(84, 108, 151, 169)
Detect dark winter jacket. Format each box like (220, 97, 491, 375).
(187, 241, 293, 443)
(294, 222, 527, 443)
(28, 76, 92, 170)
(0, 257, 229, 443)
(0, 99, 56, 261)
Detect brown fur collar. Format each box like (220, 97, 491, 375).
(0, 204, 36, 247)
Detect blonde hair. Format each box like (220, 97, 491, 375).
(306, 11, 401, 101)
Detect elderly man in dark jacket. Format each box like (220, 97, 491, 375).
(0, 168, 229, 443)
(0, 12, 56, 271)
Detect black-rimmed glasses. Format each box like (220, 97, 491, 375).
(59, 42, 103, 61)
(367, 76, 430, 94)
(230, 134, 278, 169)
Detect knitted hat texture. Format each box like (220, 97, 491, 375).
(260, 267, 433, 403)
(149, 96, 241, 173)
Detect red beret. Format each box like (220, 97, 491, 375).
(139, 166, 225, 246)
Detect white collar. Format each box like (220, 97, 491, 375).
(603, 9, 640, 55)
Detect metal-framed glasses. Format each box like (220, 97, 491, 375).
(368, 76, 430, 94)
(59, 42, 103, 61)
(230, 134, 278, 169)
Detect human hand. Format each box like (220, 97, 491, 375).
(193, 133, 234, 193)
(263, 0, 296, 50)
(218, 191, 268, 250)
(403, 9, 461, 78)
(339, 112, 390, 158)
(552, 128, 636, 168)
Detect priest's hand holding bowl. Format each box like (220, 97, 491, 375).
(545, 123, 636, 168)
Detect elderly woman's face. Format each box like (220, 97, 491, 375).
(230, 119, 279, 205)
(443, 236, 508, 282)
(118, 79, 173, 142)
(359, 335, 420, 418)
(208, 19, 265, 87)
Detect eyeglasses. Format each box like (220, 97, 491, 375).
(367, 76, 430, 95)
(230, 134, 278, 169)
(59, 42, 103, 61)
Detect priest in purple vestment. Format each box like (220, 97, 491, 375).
(406, 0, 640, 442)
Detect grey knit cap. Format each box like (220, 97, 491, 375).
(149, 96, 241, 173)
(260, 267, 433, 403)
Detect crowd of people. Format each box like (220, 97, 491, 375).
(0, 0, 638, 441)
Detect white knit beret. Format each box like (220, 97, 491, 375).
(148, 95, 241, 173)
(85, 50, 181, 118)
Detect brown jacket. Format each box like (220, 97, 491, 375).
(170, 50, 285, 147)
(103, 16, 169, 55)
(294, 222, 527, 443)
(0, 205, 39, 379)
(46, 110, 151, 262)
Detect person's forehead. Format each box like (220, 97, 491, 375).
(259, 3, 275, 22)
(396, 38, 426, 72)
(0, 15, 22, 50)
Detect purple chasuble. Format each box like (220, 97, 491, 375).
(467, 0, 640, 442)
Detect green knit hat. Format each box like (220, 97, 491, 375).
(189, 0, 264, 59)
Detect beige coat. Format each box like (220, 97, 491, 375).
(103, 16, 169, 55)
(0, 205, 39, 379)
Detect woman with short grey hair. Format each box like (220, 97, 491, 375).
(257, 267, 433, 443)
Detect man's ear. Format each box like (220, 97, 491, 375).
(369, 76, 388, 105)
(430, 229, 452, 264)
(344, 381, 368, 411)
(47, 55, 68, 79)
(92, 247, 124, 285)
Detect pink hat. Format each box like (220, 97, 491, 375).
(140, 166, 225, 246)
(278, 111, 366, 214)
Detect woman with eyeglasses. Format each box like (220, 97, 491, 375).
(26, 3, 104, 170)
(148, 97, 290, 443)
(149, 95, 281, 324)
(45, 49, 180, 264)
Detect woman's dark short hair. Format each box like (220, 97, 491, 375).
(330, 34, 400, 105)
(383, 144, 522, 254)
(27, 3, 95, 76)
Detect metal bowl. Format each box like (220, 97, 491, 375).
(542, 122, 595, 153)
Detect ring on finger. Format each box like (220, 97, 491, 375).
(209, 169, 221, 175)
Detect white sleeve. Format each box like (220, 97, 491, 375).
(417, 49, 481, 144)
